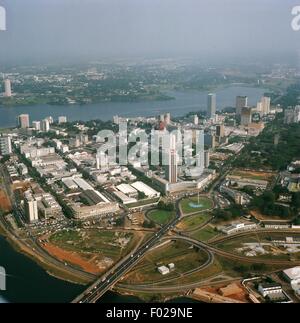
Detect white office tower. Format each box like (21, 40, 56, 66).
(24, 191, 39, 223)
(204, 150, 210, 168)
(0, 136, 12, 155)
(18, 114, 30, 128)
(236, 96, 248, 116)
(194, 115, 199, 125)
(261, 96, 271, 115)
(207, 93, 216, 119)
(41, 119, 50, 132)
(96, 151, 109, 169)
(58, 116, 67, 124)
(166, 134, 178, 184)
(32, 121, 41, 131)
(4, 79, 12, 97)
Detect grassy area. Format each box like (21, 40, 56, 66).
(147, 209, 175, 225)
(124, 241, 209, 285)
(50, 229, 138, 261)
(180, 196, 213, 215)
(191, 225, 219, 242)
(158, 258, 223, 286)
(177, 213, 212, 231)
(215, 232, 300, 260)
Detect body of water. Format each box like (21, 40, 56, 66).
(0, 235, 83, 303)
(0, 86, 267, 128)
(0, 235, 199, 303)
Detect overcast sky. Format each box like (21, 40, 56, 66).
(0, 0, 300, 64)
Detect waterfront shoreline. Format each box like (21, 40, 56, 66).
(0, 86, 267, 129)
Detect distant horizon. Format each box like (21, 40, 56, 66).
(0, 0, 300, 65)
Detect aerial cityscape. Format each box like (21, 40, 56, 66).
(1, 0, 300, 308)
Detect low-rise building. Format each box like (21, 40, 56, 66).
(258, 283, 282, 297)
(222, 222, 257, 235)
(158, 266, 170, 275)
(283, 266, 300, 283)
(131, 181, 160, 198)
(116, 183, 138, 198)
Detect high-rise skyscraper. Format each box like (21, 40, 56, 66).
(166, 134, 178, 184)
(0, 136, 12, 155)
(3, 79, 12, 97)
(24, 191, 39, 223)
(18, 114, 30, 128)
(204, 150, 210, 168)
(41, 119, 50, 132)
(236, 96, 248, 116)
(261, 96, 271, 115)
(32, 121, 41, 131)
(216, 124, 225, 138)
(207, 93, 216, 119)
(193, 115, 199, 125)
(241, 107, 252, 126)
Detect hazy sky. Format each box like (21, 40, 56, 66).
(0, 0, 300, 64)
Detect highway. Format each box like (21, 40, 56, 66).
(117, 238, 214, 288)
(72, 201, 184, 303)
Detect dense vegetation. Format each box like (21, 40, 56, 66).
(233, 121, 300, 171)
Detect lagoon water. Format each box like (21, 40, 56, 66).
(0, 86, 266, 128)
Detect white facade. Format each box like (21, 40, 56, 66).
(32, 121, 41, 131)
(0, 136, 12, 155)
(4, 79, 12, 97)
(131, 181, 160, 198)
(116, 184, 138, 197)
(25, 191, 39, 223)
(158, 266, 170, 275)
